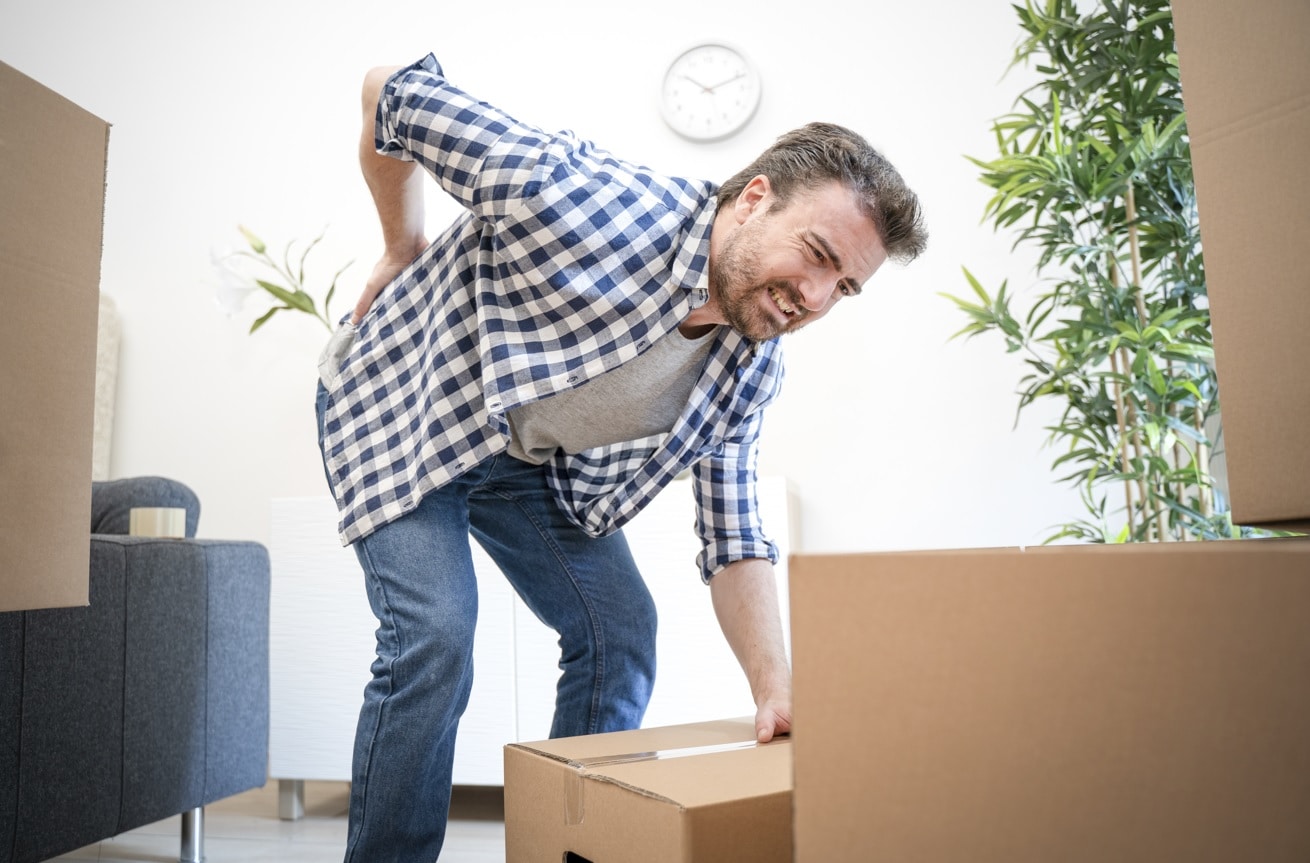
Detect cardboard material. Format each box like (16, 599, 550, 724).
(0, 63, 108, 612)
(505, 717, 791, 863)
(790, 541, 1310, 862)
(1172, 0, 1310, 532)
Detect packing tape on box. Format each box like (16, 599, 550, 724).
(562, 738, 772, 825)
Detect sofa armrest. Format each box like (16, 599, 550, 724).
(90, 476, 201, 537)
(1, 535, 269, 862)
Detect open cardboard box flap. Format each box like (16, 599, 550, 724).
(505, 717, 791, 863)
(0, 62, 109, 611)
(1172, 0, 1310, 531)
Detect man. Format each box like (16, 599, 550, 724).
(316, 53, 926, 861)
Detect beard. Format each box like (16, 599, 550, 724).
(710, 216, 809, 342)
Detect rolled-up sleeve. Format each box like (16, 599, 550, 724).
(691, 411, 779, 583)
(375, 54, 557, 222)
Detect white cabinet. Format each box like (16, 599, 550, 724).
(269, 477, 794, 815)
(268, 494, 519, 791)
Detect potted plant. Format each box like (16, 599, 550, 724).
(943, 0, 1260, 543)
(214, 226, 351, 334)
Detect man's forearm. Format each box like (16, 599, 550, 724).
(360, 65, 425, 257)
(709, 557, 793, 741)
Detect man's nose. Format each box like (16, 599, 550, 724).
(797, 279, 834, 312)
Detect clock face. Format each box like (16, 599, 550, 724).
(660, 42, 762, 142)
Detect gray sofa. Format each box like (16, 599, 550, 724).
(0, 477, 270, 863)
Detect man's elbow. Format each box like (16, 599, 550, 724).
(362, 65, 403, 112)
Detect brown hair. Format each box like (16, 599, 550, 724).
(716, 122, 927, 264)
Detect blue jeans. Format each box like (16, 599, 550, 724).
(316, 387, 658, 862)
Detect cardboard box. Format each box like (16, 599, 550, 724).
(1172, 0, 1310, 532)
(505, 717, 791, 863)
(790, 540, 1310, 862)
(0, 63, 108, 611)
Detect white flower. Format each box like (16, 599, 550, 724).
(210, 247, 257, 317)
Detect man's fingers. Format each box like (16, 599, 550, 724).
(755, 708, 791, 743)
(353, 246, 427, 325)
(351, 294, 372, 324)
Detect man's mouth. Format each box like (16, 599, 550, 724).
(769, 286, 799, 318)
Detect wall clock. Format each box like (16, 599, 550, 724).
(660, 42, 762, 142)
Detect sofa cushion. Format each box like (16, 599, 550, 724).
(119, 539, 209, 828)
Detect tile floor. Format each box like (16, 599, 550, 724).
(50, 781, 506, 862)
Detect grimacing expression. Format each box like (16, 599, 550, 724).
(711, 180, 888, 342)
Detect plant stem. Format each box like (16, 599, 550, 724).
(1125, 183, 1150, 330)
(1194, 397, 1212, 518)
(1107, 336, 1136, 538)
(1127, 382, 1152, 540)
(1168, 360, 1186, 540)
(1125, 183, 1169, 542)
(1108, 261, 1147, 540)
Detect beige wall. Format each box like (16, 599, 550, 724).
(0, 0, 1083, 557)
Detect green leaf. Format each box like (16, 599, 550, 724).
(1143, 421, 1162, 451)
(249, 305, 285, 334)
(961, 266, 992, 304)
(946, 324, 985, 342)
(256, 280, 316, 314)
(255, 279, 297, 306)
(938, 291, 987, 317)
(1160, 343, 1215, 364)
(952, 0, 1214, 542)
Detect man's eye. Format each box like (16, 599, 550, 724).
(809, 245, 825, 263)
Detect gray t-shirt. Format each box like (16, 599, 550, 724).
(507, 328, 716, 464)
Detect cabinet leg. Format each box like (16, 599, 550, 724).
(278, 779, 305, 821)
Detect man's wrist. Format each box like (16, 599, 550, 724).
(751, 669, 792, 706)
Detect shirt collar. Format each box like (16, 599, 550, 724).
(671, 190, 718, 311)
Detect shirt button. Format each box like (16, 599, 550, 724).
(565, 375, 579, 384)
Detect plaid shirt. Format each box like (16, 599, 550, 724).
(319, 54, 784, 580)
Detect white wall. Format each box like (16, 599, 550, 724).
(0, 0, 1083, 557)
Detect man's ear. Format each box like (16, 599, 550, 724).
(734, 174, 773, 224)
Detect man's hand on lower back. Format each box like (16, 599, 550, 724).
(351, 243, 428, 324)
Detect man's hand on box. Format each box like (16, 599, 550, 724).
(709, 558, 793, 744)
(755, 695, 792, 743)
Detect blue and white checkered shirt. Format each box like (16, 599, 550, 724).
(319, 54, 784, 580)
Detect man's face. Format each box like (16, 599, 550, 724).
(710, 179, 888, 342)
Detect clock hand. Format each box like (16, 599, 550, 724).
(704, 72, 746, 92)
(680, 74, 714, 93)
